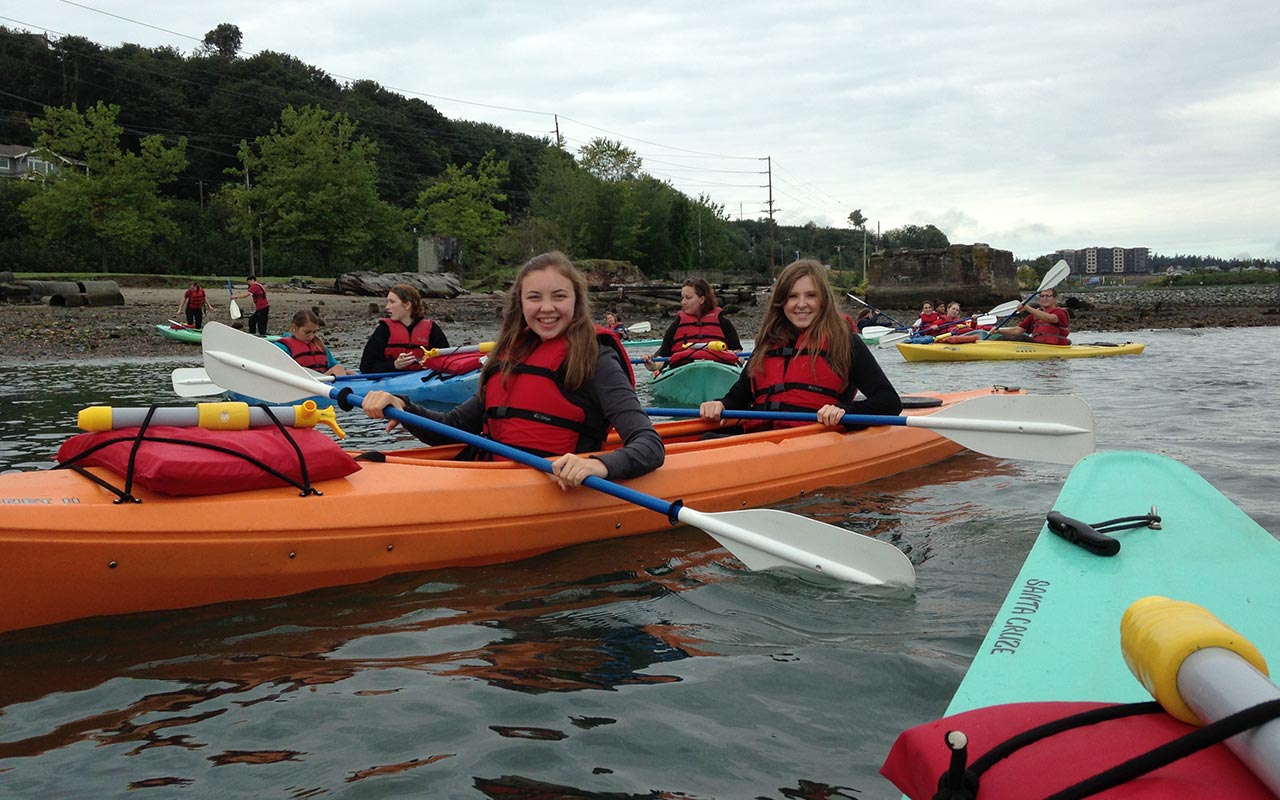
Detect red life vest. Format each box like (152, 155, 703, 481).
(280, 335, 329, 372)
(381, 318, 437, 371)
(1024, 307, 1071, 345)
(882, 700, 1275, 799)
(748, 331, 849, 428)
(482, 328, 633, 457)
(665, 308, 739, 368)
(918, 310, 943, 327)
(185, 287, 207, 310)
(247, 281, 269, 310)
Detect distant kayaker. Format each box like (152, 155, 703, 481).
(603, 311, 629, 340)
(359, 284, 450, 373)
(177, 281, 213, 328)
(993, 288, 1071, 345)
(699, 259, 902, 432)
(912, 300, 943, 332)
(230, 276, 270, 336)
(275, 309, 352, 377)
(854, 307, 894, 332)
(360, 251, 664, 490)
(644, 278, 743, 372)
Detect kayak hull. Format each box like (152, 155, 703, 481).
(896, 340, 1145, 362)
(647, 360, 743, 407)
(229, 368, 481, 409)
(883, 450, 1280, 797)
(0, 387, 1014, 634)
(156, 323, 281, 344)
(952, 450, 1280, 712)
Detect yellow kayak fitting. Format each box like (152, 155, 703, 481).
(76, 401, 346, 438)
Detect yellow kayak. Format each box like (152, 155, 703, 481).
(897, 340, 1145, 362)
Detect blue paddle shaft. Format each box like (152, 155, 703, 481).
(344, 388, 678, 520)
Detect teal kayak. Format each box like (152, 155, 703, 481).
(884, 450, 1280, 797)
(229, 368, 480, 410)
(157, 322, 280, 344)
(647, 360, 742, 408)
(621, 337, 662, 348)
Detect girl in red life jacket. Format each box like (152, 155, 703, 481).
(177, 281, 214, 328)
(699, 259, 902, 432)
(274, 310, 352, 376)
(231, 276, 271, 336)
(643, 278, 743, 373)
(360, 252, 664, 491)
(358, 283, 451, 373)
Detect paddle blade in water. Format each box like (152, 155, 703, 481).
(681, 507, 916, 587)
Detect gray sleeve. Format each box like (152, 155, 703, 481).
(400, 393, 485, 445)
(587, 350, 665, 480)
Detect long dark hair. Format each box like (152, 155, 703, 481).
(486, 251, 598, 391)
(747, 260, 851, 384)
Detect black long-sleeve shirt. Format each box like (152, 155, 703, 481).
(359, 320, 450, 373)
(718, 332, 902, 418)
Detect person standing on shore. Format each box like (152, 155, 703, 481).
(359, 284, 450, 373)
(177, 281, 213, 328)
(231, 277, 270, 336)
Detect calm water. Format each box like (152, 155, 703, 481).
(1, 326, 1277, 798)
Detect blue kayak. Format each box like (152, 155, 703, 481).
(230, 368, 480, 410)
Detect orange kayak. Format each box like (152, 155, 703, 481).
(0, 386, 1016, 634)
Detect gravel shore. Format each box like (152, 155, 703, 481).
(0, 283, 1275, 366)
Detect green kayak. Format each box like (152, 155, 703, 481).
(885, 450, 1280, 797)
(646, 360, 743, 408)
(621, 338, 662, 348)
(157, 323, 280, 344)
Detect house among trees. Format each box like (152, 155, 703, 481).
(0, 144, 85, 180)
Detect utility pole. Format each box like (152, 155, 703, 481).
(766, 156, 776, 280)
(835, 244, 842, 270)
(862, 226, 868, 284)
(245, 168, 255, 278)
(554, 114, 562, 149)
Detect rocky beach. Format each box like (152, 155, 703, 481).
(0, 282, 1275, 366)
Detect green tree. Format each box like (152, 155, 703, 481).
(881, 223, 950, 250)
(201, 23, 243, 57)
(578, 138, 642, 182)
(20, 101, 187, 271)
(847, 209, 867, 229)
(412, 150, 510, 270)
(222, 104, 404, 275)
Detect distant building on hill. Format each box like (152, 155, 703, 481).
(0, 144, 85, 180)
(1052, 247, 1151, 276)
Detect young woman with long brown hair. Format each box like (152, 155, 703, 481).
(700, 259, 901, 430)
(361, 252, 663, 489)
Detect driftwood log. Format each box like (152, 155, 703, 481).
(333, 271, 466, 298)
(0, 279, 125, 307)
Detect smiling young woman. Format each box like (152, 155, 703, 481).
(699, 259, 902, 432)
(358, 252, 664, 490)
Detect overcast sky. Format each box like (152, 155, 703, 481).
(4, 0, 1278, 260)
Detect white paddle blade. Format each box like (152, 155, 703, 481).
(877, 331, 912, 347)
(860, 325, 896, 337)
(986, 300, 1020, 317)
(909, 394, 1095, 466)
(172, 367, 225, 397)
(680, 507, 915, 588)
(202, 322, 328, 403)
(229, 299, 242, 320)
(1041, 259, 1070, 290)
(627, 321, 652, 334)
